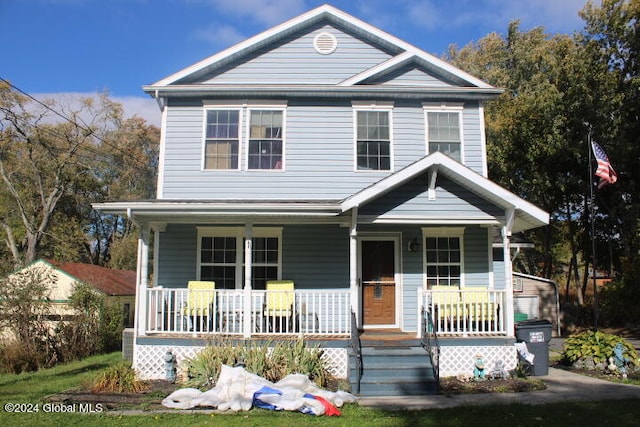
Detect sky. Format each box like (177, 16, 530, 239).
(1, 0, 591, 127)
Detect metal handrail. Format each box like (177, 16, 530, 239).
(421, 306, 440, 393)
(350, 310, 362, 394)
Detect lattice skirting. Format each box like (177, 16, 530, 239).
(133, 343, 348, 380)
(439, 344, 517, 378)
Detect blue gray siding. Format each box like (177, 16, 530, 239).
(202, 25, 393, 85)
(282, 224, 349, 288)
(368, 65, 455, 87)
(359, 175, 504, 221)
(160, 101, 486, 199)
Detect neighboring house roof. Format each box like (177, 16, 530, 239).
(47, 260, 136, 297)
(143, 4, 501, 100)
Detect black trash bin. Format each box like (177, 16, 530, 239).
(515, 319, 552, 376)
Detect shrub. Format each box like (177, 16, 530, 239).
(562, 330, 638, 366)
(91, 361, 149, 393)
(183, 339, 331, 390)
(182, 339, 243, 389)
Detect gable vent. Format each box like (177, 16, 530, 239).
(313, 32, 337, 55)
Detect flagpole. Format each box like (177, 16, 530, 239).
(587, 129, 599, 331)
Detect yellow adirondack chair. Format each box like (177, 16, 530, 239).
(464, 289, 496, 331)
(430, 285, 461, 330)
(183, 281, 216, 332)
(264, 280, 295, 332)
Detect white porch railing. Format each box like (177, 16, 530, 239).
(417, 288, 507, 336)
(145, 288, 351, 337)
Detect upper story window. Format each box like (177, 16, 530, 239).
(425, 105, 463, 162)
(248, 110, 283, 170)
(204, 110, 240, 170)
(354, 103, 393, 171)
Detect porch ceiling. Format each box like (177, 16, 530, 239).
(92, 199, 346, 225)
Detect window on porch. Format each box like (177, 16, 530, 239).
(425, 236, 461, 288)
(197, 228, 281, 290)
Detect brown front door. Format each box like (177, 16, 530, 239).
(361, 240, 396, 325)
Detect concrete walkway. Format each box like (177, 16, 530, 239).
(358, 367, 640, 410)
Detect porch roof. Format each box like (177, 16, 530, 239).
(92, 199, 346, 225)
(341, 152, 549, 233)
(94, 153, 548, 233)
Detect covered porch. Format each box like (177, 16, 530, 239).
(141, 286, 508, 338)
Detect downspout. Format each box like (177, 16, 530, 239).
(503, 207, 515, 337)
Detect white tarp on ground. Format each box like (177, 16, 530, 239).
(162, 364, 357, 416)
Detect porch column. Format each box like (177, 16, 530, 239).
(349, 208, 359, 326)
(136, 224, 151, 336)
(243, 224, 253, 338)
(503, 208, 515, 337)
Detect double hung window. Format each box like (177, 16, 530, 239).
(203, 103, 285, 171)
(198, 228, 281, 290)
(248, 110, 283, 170)
(204, 110, 240, 170)
(423, 228, 464, 288)
(355, 106, 392, 171)
(425, 108, 462, 162)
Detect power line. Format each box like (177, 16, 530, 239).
(0, 77, 155, 171)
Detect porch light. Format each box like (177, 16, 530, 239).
(407, 237, 420, 252)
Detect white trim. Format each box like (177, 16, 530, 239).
(352, 103, 395, 173)
(478, 104, 488, 177)
(339, 52, 415, 86)
(487, 226, 495, 290)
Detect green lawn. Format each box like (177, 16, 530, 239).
(1, 352, 639, 426)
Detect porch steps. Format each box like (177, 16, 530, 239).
(349, 338, 438, 396)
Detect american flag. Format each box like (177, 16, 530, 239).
(591, 141, 617, 189)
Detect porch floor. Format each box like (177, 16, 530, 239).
(360, 329, 418, 341)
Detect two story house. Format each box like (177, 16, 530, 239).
(95, 5, 548, 394)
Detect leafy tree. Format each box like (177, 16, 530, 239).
(448, 23, 591, 289)
(0, 83, 122, 266)
(577, 0, 640, 324)
(88, 116, 160, 267)
(0, 82, 159, 271)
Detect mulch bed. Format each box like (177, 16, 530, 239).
(439, 376, 546, 395)
(45, 376, 549, 412)
(45, 380, 177, 412)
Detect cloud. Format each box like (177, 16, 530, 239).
(192, 24, 247, 48)
(399, 0, 586, 35)
(32, 93, 161, 128)
(194, 0, 307, 26)
(115, 96, 161, 127)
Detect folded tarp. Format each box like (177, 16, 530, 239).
(161, 364, 356, 415)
